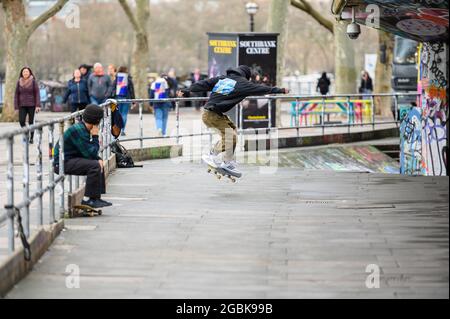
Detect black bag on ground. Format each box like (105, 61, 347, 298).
(111, 140, 137, 168)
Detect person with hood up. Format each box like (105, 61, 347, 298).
(178, 65, 289, 177)
(317, 72, 331, 95)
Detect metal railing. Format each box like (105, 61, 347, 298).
(0, 100, 114, 256)
(0, 92, 419, 259)
(115, 92, 419, 147)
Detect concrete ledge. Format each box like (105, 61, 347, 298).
(0, 220, 64, 297)
(245, 127, 400, 151)
(128, 144, 183, 162)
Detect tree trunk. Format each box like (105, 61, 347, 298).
(374, 31, 394, 116)
(267, 0, 290, 127)
(1, 0, 28, 122)
(1, 0, 68, 122)
(333, 20, 357, 94)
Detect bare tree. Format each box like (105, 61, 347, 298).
(118, 0, 150, 101)
(0, 0, 69, 122)
(291, 0, 358, 93)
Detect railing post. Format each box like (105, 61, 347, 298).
(394, 94, 399, 122)
(347, 96, 351, 134)
(22, 132, 30, 237)
(239, 102, 244, 150)
(36, 128, 43, 226)
(295, 98, 300, 137)
(371, 95, 375, 131)
(48, 124, 55, 223)
(176, 101, 180, 144)
(321, 96, 325, 135)
(268, 99, 273, 139)
(6, 136, 15, 253)
(139, 102, 143, 148)
(58, 121, 65, 218)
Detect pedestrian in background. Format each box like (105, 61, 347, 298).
(190, 68, 206, 111)
(79, 64, 92, 81)
(317, 72, 331, 95)
(14, 66, 41, 144)
(150, 74, 171, 136)
(63, 69, 90, 122)
(111, 66, 135, 136)
(359, 71, 373, 94)
(108, 64, 117, 83)
(88, 63, 112, 105)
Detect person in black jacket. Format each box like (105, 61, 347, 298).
(359, 71, 373, 94)
(317, 72, 331, 95)
(178, 65, 289, 177)
(63, 69, 90, 122)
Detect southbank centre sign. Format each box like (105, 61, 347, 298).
(207, 32, 279, 129)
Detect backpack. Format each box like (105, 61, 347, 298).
(111, 140, 136, 168)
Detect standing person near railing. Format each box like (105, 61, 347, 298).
(111, 66, 136, 136)
(177, 65, 289, 177)
(63, 69, 90, 122)
(150, 74, 172, 137)
(14, 66, 41, 144)
(359, 71, 373, 94)
(88, 63, 113, 105)
(53, 104, 112, 209)
(317, 72, 331, 95)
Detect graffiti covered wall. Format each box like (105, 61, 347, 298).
(400, 42, 448, 176)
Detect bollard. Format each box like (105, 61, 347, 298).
(48, 124, 55, 223)
(22, 132, 30, 238)
(59, 121, 65, 218)
(321, 97, 325, 135)
(36, 128, 44, 226)
(6, 137, 15, 253)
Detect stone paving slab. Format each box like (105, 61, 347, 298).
(4, 158, 448, 299)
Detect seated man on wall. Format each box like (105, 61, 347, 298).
(54, 104, 112, 208)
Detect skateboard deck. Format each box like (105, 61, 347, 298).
(71, 204, 103, 218)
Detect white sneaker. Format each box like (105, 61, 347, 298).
(202, 153, 221, 168)
(220, 161, 242, 178)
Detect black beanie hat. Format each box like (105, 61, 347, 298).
(238, 65, 251, 80)
(82, 104, 104, 125)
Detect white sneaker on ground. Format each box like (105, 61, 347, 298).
(220, 161, 242, 178)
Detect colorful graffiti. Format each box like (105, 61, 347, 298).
(400, 41, 448, 176)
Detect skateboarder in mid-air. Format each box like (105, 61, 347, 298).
(177, 65, 289, 177)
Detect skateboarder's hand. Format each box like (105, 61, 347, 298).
(98, 160, 104, 172)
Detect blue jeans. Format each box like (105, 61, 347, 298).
(154, 104, 171, 136)
(118, 99, 130, 131)
(90, 96, 105, 105)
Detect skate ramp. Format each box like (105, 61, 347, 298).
(260, 145, 400, 174)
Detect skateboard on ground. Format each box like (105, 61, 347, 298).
(71, 204, 103, 217)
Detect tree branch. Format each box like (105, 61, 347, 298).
(291, 0, 334, 34)
(118, 0, 143, 34)
(27, 0, 69, 36)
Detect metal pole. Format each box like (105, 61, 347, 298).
(268, 99, 273, 140)
(239, 103, 244, 148)
(59, 121, 65, 218)
(321, 96, 325, 135)
(139, 103, 143, 148)
(250, 14, 254, 32)
(36, 128, 43, 226)
(295, 98, 300, 137)
(347, 96, 351, 134)
(6, 137, 15, 253)
(175, 101, 180, 144)
(48, 124, 55, 223)
(22, 132, 30, 237)
(394, 94, 399, 122)
(371, 95, 375, 131)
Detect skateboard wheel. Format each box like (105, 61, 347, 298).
(207, 168, 212, 173)
(216, 175, 222, 179)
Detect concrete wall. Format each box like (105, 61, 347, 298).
(400, 42, 448, 176)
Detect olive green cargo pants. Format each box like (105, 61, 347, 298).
(202, 109, 237, 162)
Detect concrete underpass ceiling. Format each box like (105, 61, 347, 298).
(333, 0, 449, 42)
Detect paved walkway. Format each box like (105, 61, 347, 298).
(5, 158, 449, 298)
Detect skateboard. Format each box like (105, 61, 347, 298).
(71, 204, 103, 217)
(206, 164, 240, 183)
